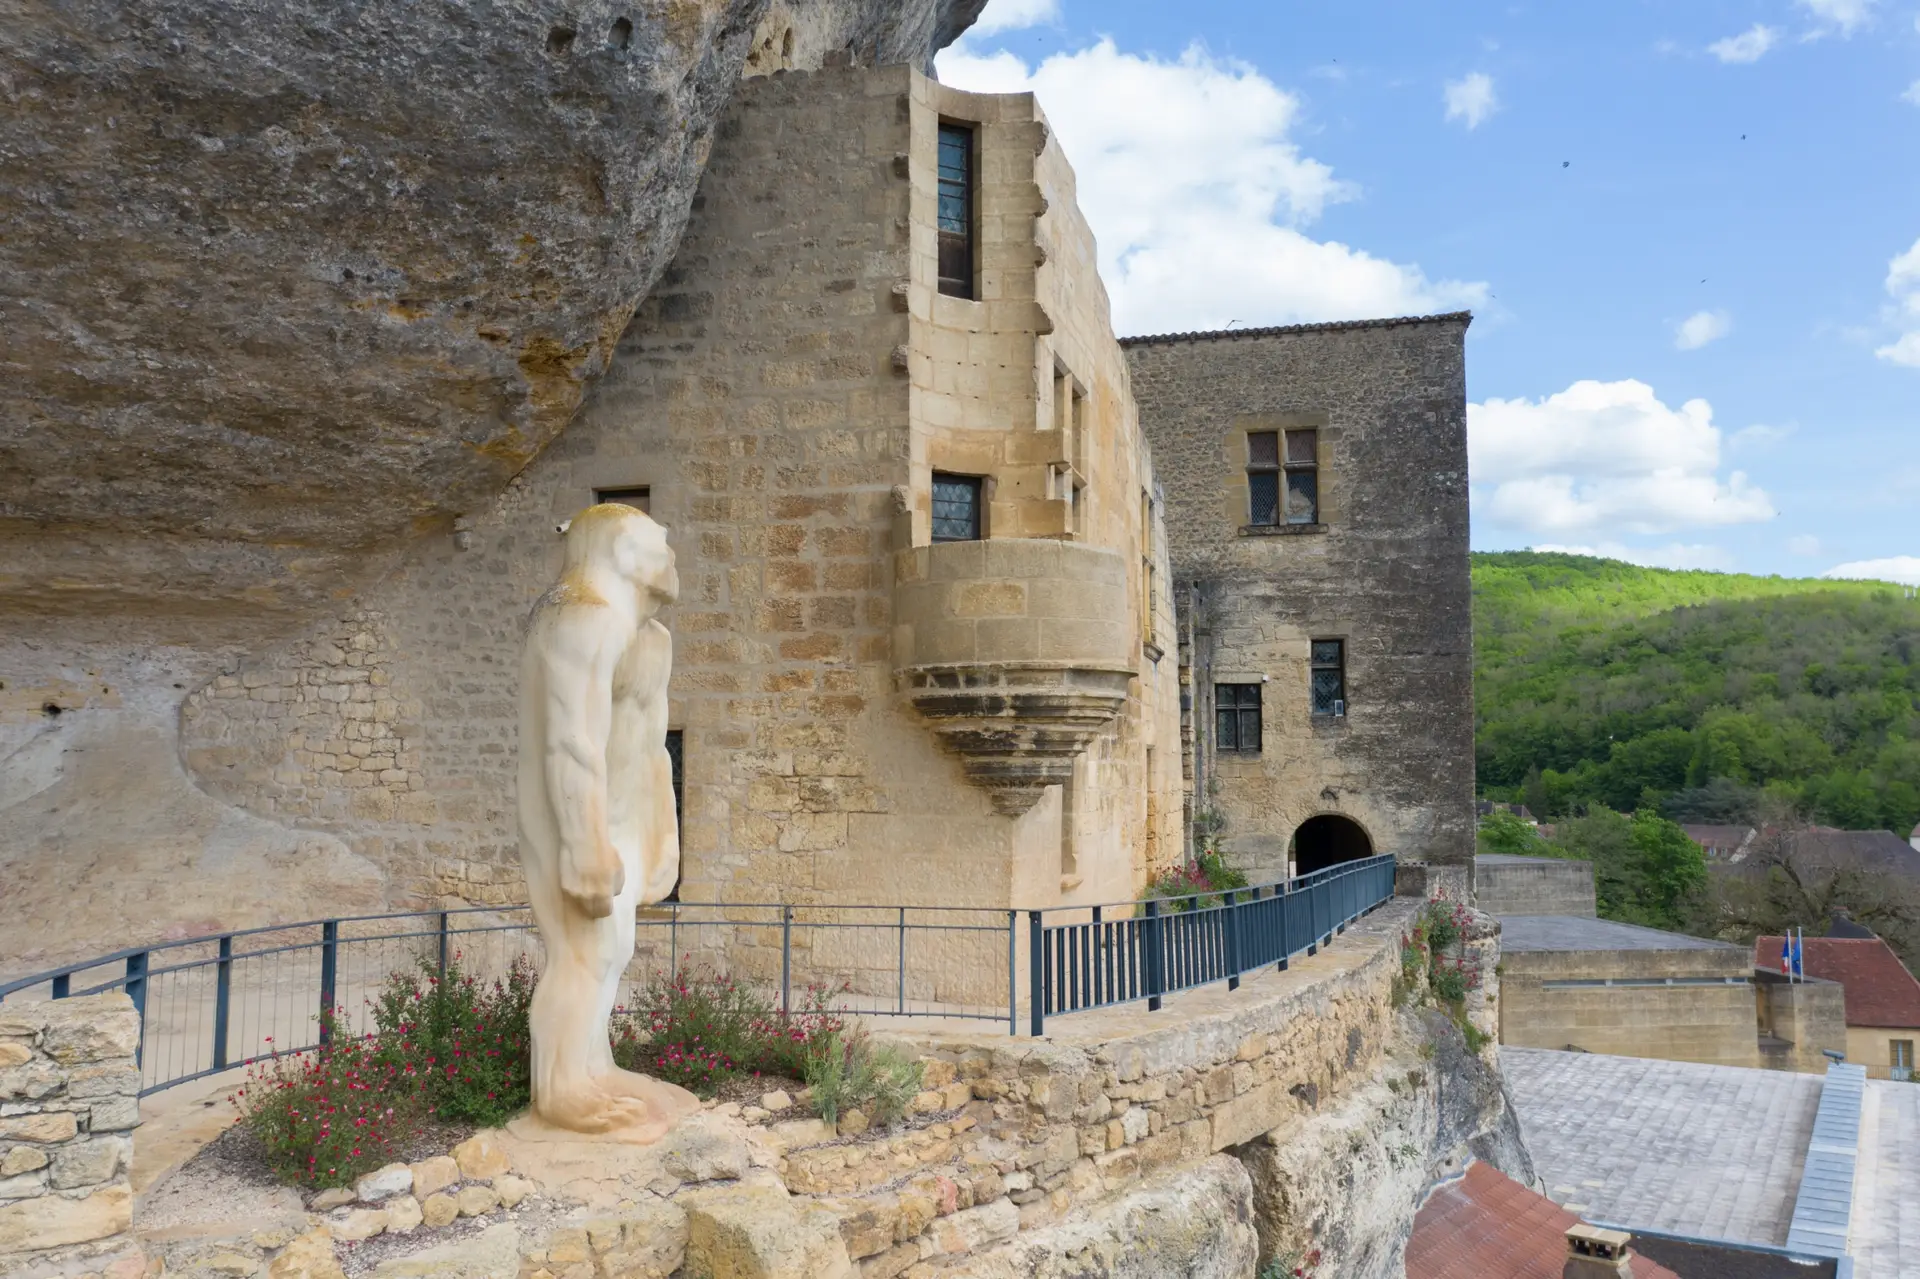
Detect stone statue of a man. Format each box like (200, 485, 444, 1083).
(517, 502, 698, 1140)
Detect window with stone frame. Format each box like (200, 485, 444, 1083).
(1246, 430, 1320, 527)
(936, 122, 975, 300)
(931, 472, 983, 542)
(1215, 683, 1262, 753)
(1310, 639, 1346, 717)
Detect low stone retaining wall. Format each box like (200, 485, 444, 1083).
(0, 994, 142, 1278)
(130, 896, 1527, 1279)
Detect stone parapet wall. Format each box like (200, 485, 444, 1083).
(1473, 857, 1596, 918)
(0, 995, 141, 1275)
(1499, 946, 1760, 1068)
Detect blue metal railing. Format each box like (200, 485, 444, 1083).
(1027, 854, 1397, 1033)
(0, 855, 1397, 1095)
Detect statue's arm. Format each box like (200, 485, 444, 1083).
(536, 608, 624, 918)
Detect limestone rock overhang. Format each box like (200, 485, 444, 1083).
(0, 0, 985, 618)
(892, 537, 1133, 815)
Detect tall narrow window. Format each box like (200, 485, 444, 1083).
(931, 472, 982, 542)
(1247, 431, 1280, 526)
(596, 486, 651, 513)
(1284, 429, 1319, 524)
(1311, 640, 1346, 716)
(1140, 491, 1157, 649)
(937, 123, 974, 299)
(663, 728, 684, 901)
(1215, 683, 1262, 754)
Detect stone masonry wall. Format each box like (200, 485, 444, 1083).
(1126, 317, 1475, 894)
(1499, 946, 1761, 1068)
(160, 61, 1180, 962)
(0, 994, 140, 1273)
(1473, 855, 1596, 917)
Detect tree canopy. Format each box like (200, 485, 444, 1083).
(1473, 552, 1920, 834)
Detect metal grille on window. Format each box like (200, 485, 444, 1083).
(1247, 431, 1280, 526)
(937, 124, 973, 299)
(1311, 639, 1345, 716)
(931, 473, 982, 542)
(1214, 683, 1262, 752)
(1284, 429, 1318, 524)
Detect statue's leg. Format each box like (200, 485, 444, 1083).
(527, 877, 652, 1132)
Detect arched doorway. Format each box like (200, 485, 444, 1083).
(1292, 814, 1373, 877)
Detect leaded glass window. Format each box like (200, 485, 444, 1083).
(937, 124, 973, 299)
(1311, 639, 1346, 716)
(1215, 683, 1262, 753)
(931, 473, 982, 542)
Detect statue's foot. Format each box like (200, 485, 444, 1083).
(533, 1083, 658, 1136)
(596, 1064, 700, 1112)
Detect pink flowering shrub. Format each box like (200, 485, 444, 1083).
(368, 954, 536, 1128)
(611, 965, 844, 1096)
(230, 1017, 423, 1189)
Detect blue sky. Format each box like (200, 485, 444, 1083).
(936, 0, 1920, 584)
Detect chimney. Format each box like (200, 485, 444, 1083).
(1564, 1223, 1634, 1278)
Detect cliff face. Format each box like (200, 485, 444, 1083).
(0, 0, 982, 623)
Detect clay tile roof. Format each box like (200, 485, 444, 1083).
(1406, 1162, 1682, 1279)
(1754, 936, 1920, 1028)
(1117, 310, 1473, 347)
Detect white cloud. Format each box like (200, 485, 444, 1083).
(1875, 236, 1920, 366)
(1730, 423, 1792, 451)
(1443, 72, 1499, 129)
(1788, 535, 1824, 557)
(1902, 79, 1920, 106)
(1469, 379, 1777, 537)
(1530, 542, 1737, 571)
(1823, 556, 1920, 586)
(935, 40, 1488, 335)
(1675, 309, 1733, 350)
(1708, 25, 1779, 62)
(967, 0, 1059, 37)
(1797, 0, 1876, 34)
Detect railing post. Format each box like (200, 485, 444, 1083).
(436, 911, 450, 979)
(1225, 890, 1241, 992)
(1278, 882, 1291, 971)
(1007, 911, 1018, 1037)
(897, 906, 907, 1015)
(124, 952, 148, 1068)
(1145, 898, 1163, 1012)
(670, 903, 679, 985)
(1028, 910, 1045, 1037)
(212, 935, 233, 1072)
(780, 905, 793, 1015)
(318, 920, 339, 1047)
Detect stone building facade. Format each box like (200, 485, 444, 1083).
(0, 61, 1183, 976)
(1124, 316, 1475, 896)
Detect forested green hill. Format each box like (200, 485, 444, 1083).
(1472, 552, 1920, 833)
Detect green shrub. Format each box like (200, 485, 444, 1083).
(803, 1027, 923, 1128)
(1429, 961, 1469, 1004)
(369, 953, 535, 1129)
(231, 1013, 423, 1189)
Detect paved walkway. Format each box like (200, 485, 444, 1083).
(1503, 1047, 1824, 1247)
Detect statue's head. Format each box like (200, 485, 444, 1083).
(564, 503, 679, 605)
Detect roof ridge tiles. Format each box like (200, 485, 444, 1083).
(1118, 310, 1474, 347)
